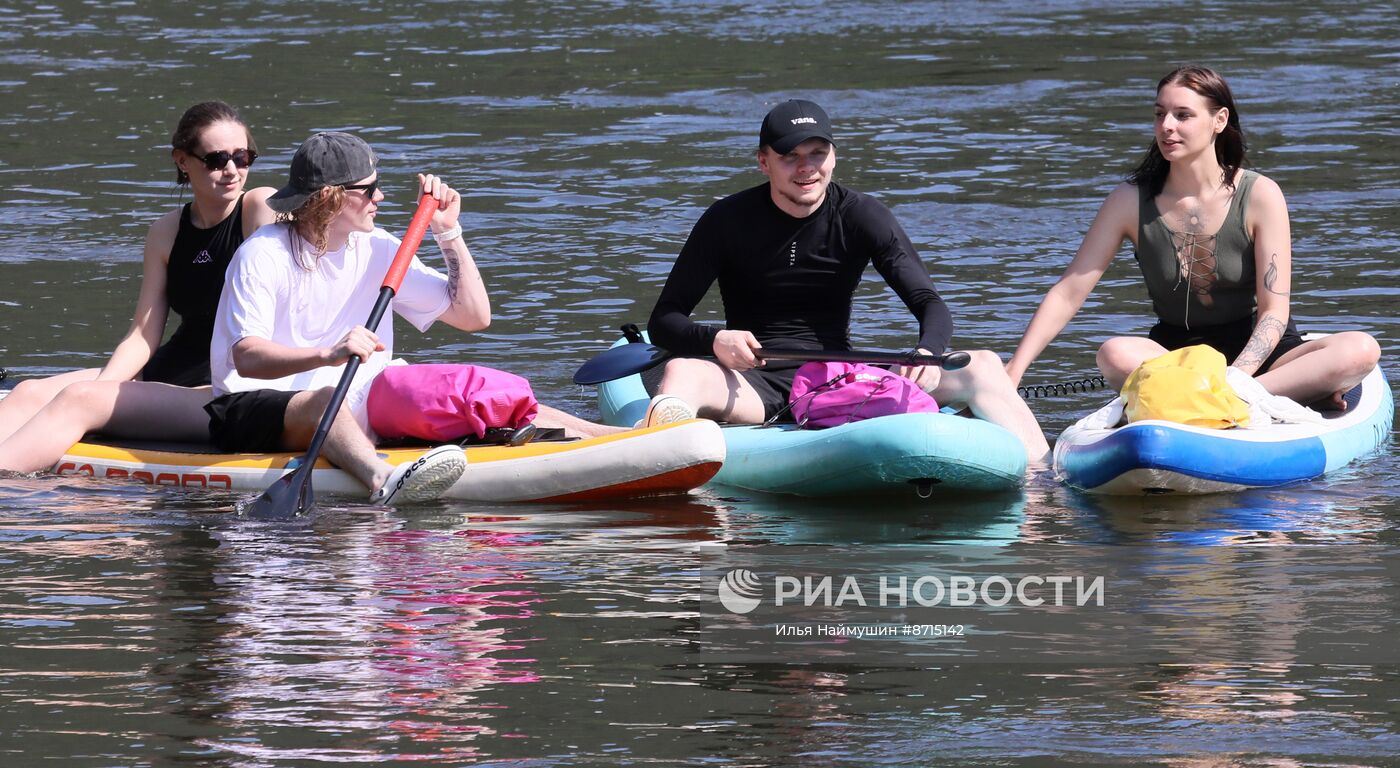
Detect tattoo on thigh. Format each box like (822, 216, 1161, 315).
(1236, 313, 1286, 370)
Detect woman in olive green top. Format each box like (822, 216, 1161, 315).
(1007, 65, 1378, 409)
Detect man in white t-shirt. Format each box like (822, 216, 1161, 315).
(206, 132, 487, 505)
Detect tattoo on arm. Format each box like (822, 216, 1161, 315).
(443, 247, 461, 303)
(1234, 313, 1286, 372)
(1263, 253, 1289, 296)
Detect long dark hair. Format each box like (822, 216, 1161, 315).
(1127, 65, 1247, 197)
(170, 101, 256, 185)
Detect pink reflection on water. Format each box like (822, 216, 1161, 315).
(351, 525, 550, 756)
(369, 528, 543, 688)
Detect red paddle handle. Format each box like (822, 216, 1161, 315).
(383, 194, 437, 293)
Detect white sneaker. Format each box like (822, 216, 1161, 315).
(636, 394, 696, 429)
(369, 445, 467, 506)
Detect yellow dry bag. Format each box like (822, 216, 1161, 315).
(1121, 345, 1251, 429)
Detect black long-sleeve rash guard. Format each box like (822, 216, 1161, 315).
(648, 182, 953, 357)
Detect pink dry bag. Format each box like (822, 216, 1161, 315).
(367, 364, 539, 442)
(788, 361, 939, 429)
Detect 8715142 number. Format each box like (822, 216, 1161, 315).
(900, 624, 964, 637)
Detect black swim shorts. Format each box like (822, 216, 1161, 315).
(739, 360, 804, 423)
(204, 389, 298, 453)
(1148, 315, 1306, 374)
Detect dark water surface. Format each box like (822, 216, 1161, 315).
(2, 2, 1399, 765)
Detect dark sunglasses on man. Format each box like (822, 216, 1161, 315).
(343, 179, 378, 197)
(191, 148, 258, 171)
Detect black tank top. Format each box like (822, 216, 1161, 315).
(140, 195, 247, 386)
(167, 195, 245, 324)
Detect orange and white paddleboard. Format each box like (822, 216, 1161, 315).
(55, 419, 725, 503)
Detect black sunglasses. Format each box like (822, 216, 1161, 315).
(343, 180, 379, 197)
(191, 148, 257, 171)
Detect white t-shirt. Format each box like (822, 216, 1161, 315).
(211, 223, 451, 433)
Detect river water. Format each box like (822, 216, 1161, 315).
(2, 1, 1398, 765)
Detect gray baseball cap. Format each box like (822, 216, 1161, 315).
(268, 132, 378, 213)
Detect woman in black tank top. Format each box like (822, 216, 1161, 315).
(0, 102, 277, 472)
(1007, 65, 1378, 411)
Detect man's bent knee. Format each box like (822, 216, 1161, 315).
(963, 349, 1008, 376)
(658, 357, 733, 397)
(660, 357, 717, 382)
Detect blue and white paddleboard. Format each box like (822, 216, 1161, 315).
(596, 344, 1027, 498)
(1054, 358, 1393, 495)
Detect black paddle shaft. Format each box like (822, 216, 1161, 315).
(756, 348, 972, 370)
(296, 285, 396, 472)
(573, 337, 973, 386)
(242, 285, 396, 518)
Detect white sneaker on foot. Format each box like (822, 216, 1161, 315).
(369, 445, 467, 506)
(637, 394, 696, 428)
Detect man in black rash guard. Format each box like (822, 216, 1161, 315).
(647, 99, 1049, 463)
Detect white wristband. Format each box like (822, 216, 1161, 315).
(433, 224, 463, 245)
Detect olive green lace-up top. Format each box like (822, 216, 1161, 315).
(1134, 170, 1259, 329)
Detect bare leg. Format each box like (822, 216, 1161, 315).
(1099, 332, 1381, 408)
(278, 388, 394, 492)
(1255, 332, 1380, 408)
(0, 380, 211, 473)
(656, 357, 768, 424)
(931, 350, 1050, 464)
(1096, 337, 1170, 391)
(0, 368, 102, 445)
(533, 404, 626, 438)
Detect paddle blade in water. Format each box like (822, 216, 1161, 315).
(242, 464, 314, 519)
(574, 342, 671, 385)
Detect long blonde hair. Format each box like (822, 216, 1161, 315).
(276, 186, 347, 270)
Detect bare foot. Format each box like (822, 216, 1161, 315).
(1309, 388, 1350, 412)
(1328, 389, 1349, 411)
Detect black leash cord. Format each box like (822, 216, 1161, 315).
(1018, 375, 1108, 399)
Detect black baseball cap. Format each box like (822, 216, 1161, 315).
(268, 132, 378, 213)
(759, 99, 835, 154)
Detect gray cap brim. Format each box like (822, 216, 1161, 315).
(267, 186, 313, 213)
